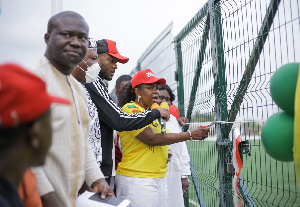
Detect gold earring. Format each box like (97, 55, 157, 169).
(138, 95, 141, 102)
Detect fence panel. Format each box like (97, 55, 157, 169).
(130, 0, 300, 206)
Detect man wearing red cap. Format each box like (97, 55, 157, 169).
(0, 63, 70, 207)
(85, 39, 170, 186)
(26, 11, 113, 207)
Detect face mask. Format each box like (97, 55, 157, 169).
(85, 63, 101, 83)
(77, 59, 101, 83)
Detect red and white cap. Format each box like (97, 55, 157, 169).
(96, 39, 129, 64)
(0, 63, 71, 127)
(131, 69, 166, 89)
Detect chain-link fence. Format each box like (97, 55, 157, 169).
(128, 0, 300, 206)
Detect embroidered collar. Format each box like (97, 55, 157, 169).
(132, 101, 147, 110)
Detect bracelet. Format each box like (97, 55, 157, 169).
(187, 130, 193, 141)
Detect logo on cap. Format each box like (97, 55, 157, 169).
(146, 72, 155, 78)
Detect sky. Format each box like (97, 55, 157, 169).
(0, 0, 206, 92)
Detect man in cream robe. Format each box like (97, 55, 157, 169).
(26, 11, 112, 207)
(28, 57, 105, 207)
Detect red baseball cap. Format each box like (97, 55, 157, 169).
(0, 63, 71, 128)
(131, 69, 166, 89)
(96, 39, 129, 64)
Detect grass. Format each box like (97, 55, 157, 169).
(186, 139, 300, 206)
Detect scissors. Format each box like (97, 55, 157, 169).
(199, 122, 216, 128)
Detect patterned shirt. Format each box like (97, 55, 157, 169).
(117, 101, 169, 178)
(83, 86, 102, 168)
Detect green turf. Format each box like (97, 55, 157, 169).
(186, 140, 300, 206)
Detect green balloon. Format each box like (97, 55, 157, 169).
(270, 63, 300, 115)
(261, 111, 294, 162)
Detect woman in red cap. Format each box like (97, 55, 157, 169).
(115, 69, 210, 207)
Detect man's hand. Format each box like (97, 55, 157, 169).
(91, 178, 114, 199)
(78, 181, 93, 195)
(181, 178, 190, 196)
(157, 108, 170, 121)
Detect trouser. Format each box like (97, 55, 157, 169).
(115, 174, 167, 207)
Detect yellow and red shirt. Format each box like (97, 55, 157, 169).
(117, 101, 169, 178)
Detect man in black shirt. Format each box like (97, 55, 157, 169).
(85, 39, 169, 184)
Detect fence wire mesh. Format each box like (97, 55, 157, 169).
(130, 22, 178, 94)
(131, 0, 300, 206)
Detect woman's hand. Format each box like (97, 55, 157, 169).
(190, 127, 210, 140)
(157, 108, 170, 121)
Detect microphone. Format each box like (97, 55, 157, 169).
(159, 102, 169, 134)
(151, 103, 160, 110)
(151, 103, 161, 129)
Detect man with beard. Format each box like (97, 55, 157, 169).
(85, 39, 170, 186)
(26, 11, 113, 207)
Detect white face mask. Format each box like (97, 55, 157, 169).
(85, 63, 101, 83)
(77, 59, 101, 83)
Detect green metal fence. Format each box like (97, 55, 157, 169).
(130, 0, 300, 206)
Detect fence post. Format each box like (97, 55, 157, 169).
(175, 41, 185, 117)
(209, 0, 232, 206)
(186, 14, 210, 123)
